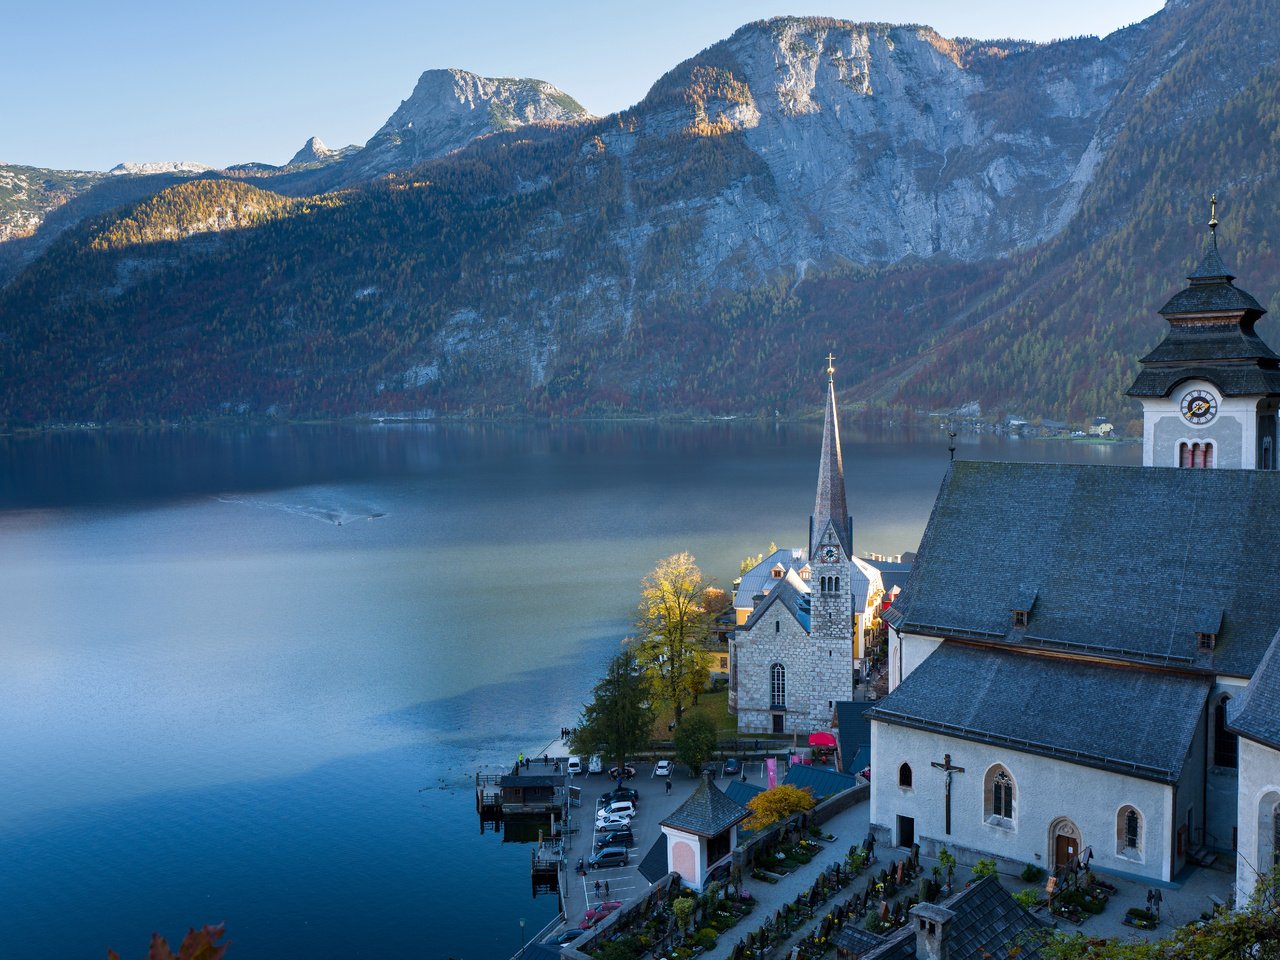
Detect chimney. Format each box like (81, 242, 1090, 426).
(909, 903, 955, 960)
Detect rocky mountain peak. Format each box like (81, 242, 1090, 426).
(342, 68, 591, 180)
(107, 160, 213, 177)
(286, 136, 360, 167)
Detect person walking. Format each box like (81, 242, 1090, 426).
(665, 777, 672, 795)
(604, 880, 610, 897)
(594, 879, 601, 897)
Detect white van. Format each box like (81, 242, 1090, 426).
(566, 755, 582, 775)
(588, 755, 603, 774)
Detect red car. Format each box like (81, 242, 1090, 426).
(580, 901, 623, 927)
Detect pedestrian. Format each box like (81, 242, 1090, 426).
(604, 880, 610, 897)
(740, 767, 747, 782)
(665, 777, 672, 795)
(594, 879, 601, 896)
(1151, 887, 1163, 918)
(543, 753, 549, 766)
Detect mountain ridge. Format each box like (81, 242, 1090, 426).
(4, 0, 1280, 426)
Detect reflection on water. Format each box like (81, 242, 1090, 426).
(0, 422, 1137, 958)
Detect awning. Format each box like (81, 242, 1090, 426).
(808, 732, 837, 748)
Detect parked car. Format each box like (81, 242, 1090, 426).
(584, 901, 623, 922)
(597, 800, 636, 819)
(548, 929, 586, 945)
(588, 754, 603, 774)
(723, 757, 741, 776)
(602, 786, 639, 805)
(654, 759, 673, 777)
(566, 756, 582, 775)
(608, 764, 637, 781)
(595, 812, 633, 832)
(588, 846, 629, 869)
(595, 828, 635, 849)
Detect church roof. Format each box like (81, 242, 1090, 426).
(866, 643, 1210, 783)
(1129, 230, 1279, 399)
(890, 460, 1280, 677)
(812, 375, 853, 560)
(834, 701, 873, 773)
(742, 577, 811, 633)
(782, 762, 863, 798)
(1228, 629, 1280, 752)
(660, 778, 748, 838)
(637, 836, 670, 884)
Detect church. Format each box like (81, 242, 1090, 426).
(868, 211, 1280, 901)
(729, 358, 885, 735)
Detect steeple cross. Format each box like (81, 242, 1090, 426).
(930, 753, 965, 835)
(1209, 193, 1218, 234)
(826, 352, 836, 381)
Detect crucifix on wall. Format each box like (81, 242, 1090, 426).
(930, 753, 965, 835)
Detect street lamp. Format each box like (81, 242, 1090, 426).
(518, 917, 526, 956)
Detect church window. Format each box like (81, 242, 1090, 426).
(984, 765, 1015, 826)
(1012, 610, 1028, 628)
(1273, 801, 1280, 868)
(835, 576, 840, 592)
(1117, 805, 1142, 859)
(775, 619, 780, 634)
(770, 663, 786, 708)
(898, 763, 913, 788)
(1263, 438, 1274, 471)
(1214, 695, 1238, 768)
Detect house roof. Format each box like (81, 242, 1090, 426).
(723, 779, 764, 807)
(866, 644, 1209, 783)
(890, 460, 1280, 677)
(783, 762, 863, 798)
(637, 836, 670, 884)
(660, 778, 748, 838)
(836, 877, 1047, 960)
(834, 701, 872, 772)
(499, 774, 562, 788)
(1228, 629, 1280, 752)
(735, 548, 807, 608)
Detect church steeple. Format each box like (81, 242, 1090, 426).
(811, 354, 853, 560)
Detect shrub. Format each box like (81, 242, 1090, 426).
(1020, 863, 1046, 883)
(1014, 888, 1039, 909)
(972, 858, 998, 879)
(694, 927, 719, 950)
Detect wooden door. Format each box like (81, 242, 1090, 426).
(1055, 832, 1077, 869)
(897, 815, 915, 848)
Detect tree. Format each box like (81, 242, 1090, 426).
(673, 712, 718, 775)
(1039, 868, 1280, 960)
(635, 552, 713, 726)
(570, 647, 654, 770)
(702, 586, 731, 618)
(742, 783, 816, 832)
(109, 925, 228, 960)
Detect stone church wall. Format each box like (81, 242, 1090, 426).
(1234, 737, 1280, 906)
(733, 607, 818, 735)
(870, 721, 1177, 882)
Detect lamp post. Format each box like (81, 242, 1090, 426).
(518, 917, 526, 956)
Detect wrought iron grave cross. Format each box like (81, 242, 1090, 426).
(930, 753, 965, 835)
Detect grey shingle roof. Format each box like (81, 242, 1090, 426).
(1128, 363, 1280, 398)
(637, 836, 670, 884)
(660, 778, 748, 838)
(742, 577, 811, 633)
(1159, 236, 1266, 317)
(723, 779, 764, 807)
(834, 701, 872, 772)
(812, 376, 853, 560)
(891, 461, 1280, 677)
(844, 877, 1047, 960)
(1228, 629, 1280, 751)
(782, 763, 863, 798)
(735, 548, 808, 609)
(866, 644, 1209, 783)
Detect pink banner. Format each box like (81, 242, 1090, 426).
(765, 757, 777, 789)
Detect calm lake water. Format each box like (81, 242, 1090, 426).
(0, 422, 1137, 959)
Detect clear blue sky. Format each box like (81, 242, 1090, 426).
(3, 0, 1165, 172)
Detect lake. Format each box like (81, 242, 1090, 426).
(0, 421, 1138, 959)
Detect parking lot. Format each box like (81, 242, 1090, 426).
(553, 758, 768, 941)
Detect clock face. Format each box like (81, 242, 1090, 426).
(821, 546, 839, 563)
(1181, 389, 1218, 425)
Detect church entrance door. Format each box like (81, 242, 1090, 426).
(1050, 817, 1081, 871)
(897, 815, 915, 847)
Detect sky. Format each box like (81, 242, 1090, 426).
(4, 0, 1166, 172)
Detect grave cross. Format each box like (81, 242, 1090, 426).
(930, 753, 965, 835)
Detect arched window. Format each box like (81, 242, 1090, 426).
(1263, 437, 1274, 471)
(774, 619, 780, 634)
(984, 765, 1016, 826)
(898, 763, 913, 788)
(1117, 805, 1142, 859)
(1180, 441, 1216, 469)
(770, 663, 786, 709)
(834, 576, 840, 593)
(1274, 801, 1280, 869)
(1214, 695, 1238, 768)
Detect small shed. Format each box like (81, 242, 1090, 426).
(660, 777, 748, 891)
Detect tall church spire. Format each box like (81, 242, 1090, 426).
(811, 354, 852, 560)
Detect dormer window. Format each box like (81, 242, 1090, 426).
(1196, 607, 1223, 653)
(771, 564, 785, 579)
(1010, 587, 1037, 630)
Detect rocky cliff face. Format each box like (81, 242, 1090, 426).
(336, 68, 592, 182)
(4, 0, 1278, 425)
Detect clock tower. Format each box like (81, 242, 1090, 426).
(1127, 199, 1280, 469)
(808, 355, 855, 729)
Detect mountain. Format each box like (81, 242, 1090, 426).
(0, 163, 105, 242)
(108, 161, 214, 177)
(286, 136, 360, 167)
(2, 0, 1279, 426)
